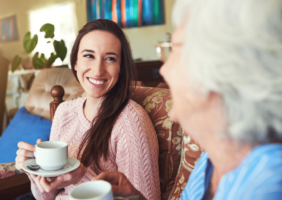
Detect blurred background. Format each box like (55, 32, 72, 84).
(0, 0, 175, 133)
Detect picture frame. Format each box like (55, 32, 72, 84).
(0, 15, 19, 42)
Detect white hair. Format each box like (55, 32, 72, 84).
(172, 0, 282, 145)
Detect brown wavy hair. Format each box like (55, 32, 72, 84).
(70, 19, 137, 171)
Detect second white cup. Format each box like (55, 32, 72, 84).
(69, 180, 114, 200)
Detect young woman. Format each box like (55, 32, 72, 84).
(15, 19, 160, 200)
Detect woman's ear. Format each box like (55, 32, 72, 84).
(74, 63, 77, 71)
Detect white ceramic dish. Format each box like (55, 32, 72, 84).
(22, 157, 80, 177)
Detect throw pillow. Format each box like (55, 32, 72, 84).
(0, 107, 51, 163)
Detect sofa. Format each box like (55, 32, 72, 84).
(0, 68, 202, 200)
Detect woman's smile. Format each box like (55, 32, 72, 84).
(87, 77, 107, 87)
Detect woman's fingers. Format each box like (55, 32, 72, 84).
(34, 176, 44, 193)
(92, 171, 119, 185)
(16, 149, 34, 157)
(46, 177, 56, 182)
(15, 155, 30, 163)
(30, 174, 48, 193)
(111, 185, 131, 197)
(36, 139, 43, 144)
(18, 141, 35, 152)
(39, 177, 52, 193)
(29, 173, 37, 181)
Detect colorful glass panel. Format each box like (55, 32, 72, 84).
(87, 0, 165, 28)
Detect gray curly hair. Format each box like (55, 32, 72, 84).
(172, 0, 282, 145)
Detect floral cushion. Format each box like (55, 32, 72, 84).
(0, 162, 22, 179)
(131, 86, 203, 200)
(131, 87, 177, 199)
(168, 124, 203, 200)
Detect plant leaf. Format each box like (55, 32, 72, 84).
(40, 23, 55, 38)
(32, 52, 46, 69)
(23, 32, 38, 54)
(54, 40, 67, 62)
(46, 53, 58, 68)
(12, 55, 22, 72)
(47, 41, 51, 43)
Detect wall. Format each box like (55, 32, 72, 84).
(0, 0, 175, 62)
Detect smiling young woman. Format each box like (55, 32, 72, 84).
(15, 19, 160, 200)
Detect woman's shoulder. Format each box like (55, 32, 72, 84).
(114, 99, 154, 131)
(122, 99, 148, 115)
(55, 97, 86, 116)
(57, 97, 86, 111)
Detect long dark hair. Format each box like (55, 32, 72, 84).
(70, 19, 137, 171)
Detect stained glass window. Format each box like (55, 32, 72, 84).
(87, 0, 165, 28)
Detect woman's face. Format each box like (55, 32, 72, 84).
(75, 30, 121, 99)
(160, 18, 224, 143)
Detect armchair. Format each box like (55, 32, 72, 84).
(0, 68, 202, 200)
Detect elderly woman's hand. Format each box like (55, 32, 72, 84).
(29, 163, 87, 193)
(92, 171, 146, 200)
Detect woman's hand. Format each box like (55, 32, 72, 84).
(15, 139, 42, 171)
(29, 163, 87, 193)
(92, 171, 146, 200)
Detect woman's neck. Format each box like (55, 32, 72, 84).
(205, 136, 252, 197)
(83, 95, 104, 122)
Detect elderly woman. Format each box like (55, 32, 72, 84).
(94, 0, 282, 199)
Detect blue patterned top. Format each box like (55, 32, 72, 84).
(180, 144, 282, 200)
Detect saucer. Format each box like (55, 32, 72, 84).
(22, 157, 80, 177)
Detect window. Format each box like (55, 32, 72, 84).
(29, 3, 78, 67)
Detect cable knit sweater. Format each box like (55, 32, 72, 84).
(28, 97, 160, 200)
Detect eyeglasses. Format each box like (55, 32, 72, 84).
(156, 42, 182, 62)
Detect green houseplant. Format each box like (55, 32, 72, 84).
(12, 23, 67, 72)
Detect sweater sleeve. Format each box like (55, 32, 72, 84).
(113, 102, 161, 200)
(28, 104, 65, 200)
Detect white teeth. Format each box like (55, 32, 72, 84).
(88, 78, 105, 85)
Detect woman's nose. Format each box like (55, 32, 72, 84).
(91, 59, 105, 76)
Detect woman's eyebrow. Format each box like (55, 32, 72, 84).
(106, 52, 119, 57)
(81, 49, 94, 53)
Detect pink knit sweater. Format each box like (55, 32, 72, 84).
(29, 97, 160, 200)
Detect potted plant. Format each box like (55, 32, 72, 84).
(12, 23, 67, 72)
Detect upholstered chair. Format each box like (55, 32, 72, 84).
(0, 68, 202, 200)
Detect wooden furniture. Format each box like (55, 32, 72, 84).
(50, 85, 65, 124)
(0, 173, 31, 200)
(156, 82, 169, 89)
(135, 60, 164, 87)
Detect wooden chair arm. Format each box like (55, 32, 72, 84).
(0, 173, 31, 200)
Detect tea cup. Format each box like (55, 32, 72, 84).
(34, 141, 68, 171)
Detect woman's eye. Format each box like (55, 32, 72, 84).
(105, 57, 116, 62)
(83, 54, 94, 58)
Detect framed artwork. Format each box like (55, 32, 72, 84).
(0, 15, 19, 42)
(87, 0, 165, 28)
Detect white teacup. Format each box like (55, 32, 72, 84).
(69, 180, 114, 200)
(34, 141, 68, 171)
